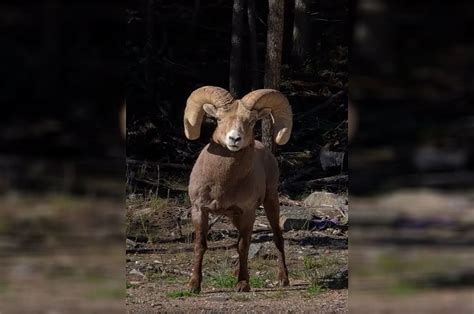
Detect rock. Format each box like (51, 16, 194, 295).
(129, 269, 145, 278)
(128, 281, 142, 286)
(327, 266, 348, 289)
(248, 243, 263, 259)
(280, 216, 310, 231)
(304, 191, 347, 209)
(320, 149, 345, 171)
(280, 206, 311, 219)
(253, 233, 273, 242)
(126, 238, 137, 249)
(146, 265, 155, 271)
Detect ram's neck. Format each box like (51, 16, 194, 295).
(204, 140, 255, 179)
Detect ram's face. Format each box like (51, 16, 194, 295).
(203, 101, 271, 152)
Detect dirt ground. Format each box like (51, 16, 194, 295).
(4, 189, 471, 313)
(128, 286, 347, 313)
(350, 189, 474, 314)
(0, 194, 125, 313)
(126, 196, 349, 313)
(350, 289, 474, 314)
(126, 245, 348, 312)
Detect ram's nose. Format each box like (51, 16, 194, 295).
(228, 135, 241, 144)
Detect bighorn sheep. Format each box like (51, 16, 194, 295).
(184, 86, 293, 293)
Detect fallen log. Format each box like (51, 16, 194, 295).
(306, 174, 348, 188)
(126, 242, 237, 255)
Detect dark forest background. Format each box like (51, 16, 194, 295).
(126, 0, 350, 200)
(351, 0, 474, 194)
(1, 1, 474, 312)
(0, 0, 127, 195)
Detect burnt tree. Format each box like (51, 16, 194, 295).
(262, 0, 285, 151)
(247, 0, 259, 90)
(291, 0, 311, 67)
(144, 0, 155, 110)
(229, 0, 246, 97)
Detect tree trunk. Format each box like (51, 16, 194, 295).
(263, 0, 285, 151)
(247, 0, 259, 90)
(291, 0, 310, 67)
(229, 0, 246, 98)
(145, 0, 155, 109)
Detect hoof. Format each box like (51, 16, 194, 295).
(279, 277, 290, 287)
(278, 272, 290, 287)
(188, 278, 201, 294)
(235, 280, 251, 292)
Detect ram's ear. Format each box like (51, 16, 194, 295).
(203, 104, 218, 118)
(256, 108, 272, 120)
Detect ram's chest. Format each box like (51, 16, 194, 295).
(214, 175, 263, 207)
(188, 145, 268, 215)
(189, 171, 265, 215)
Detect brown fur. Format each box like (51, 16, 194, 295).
(187, 102, 289, 293)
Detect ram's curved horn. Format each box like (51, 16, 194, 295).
(241, 89, 293, 145)
(184, 86, 234, 140)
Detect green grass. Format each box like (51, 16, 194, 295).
(165, 290, 197, 298)
(148, 273, 186, 285)
(289, 270, 305, 280)
(209, 273, 237, 288)
(303, 255, 345, 289)
(249, 276, 266, 288)
(307, 284, 325, 296)
(303, 256, 319, 270)
(148, 195, 169, 212)
(264, 289, 286, 299)
(304, 255, 342, 272)
(163, 276, 179, 284)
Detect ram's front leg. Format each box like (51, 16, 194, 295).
(188, 206, 208, 293)
(232, 211, 255, 292)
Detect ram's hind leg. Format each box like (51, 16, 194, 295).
(188, 206, 208, 293)
(263, 191, 289, 286)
